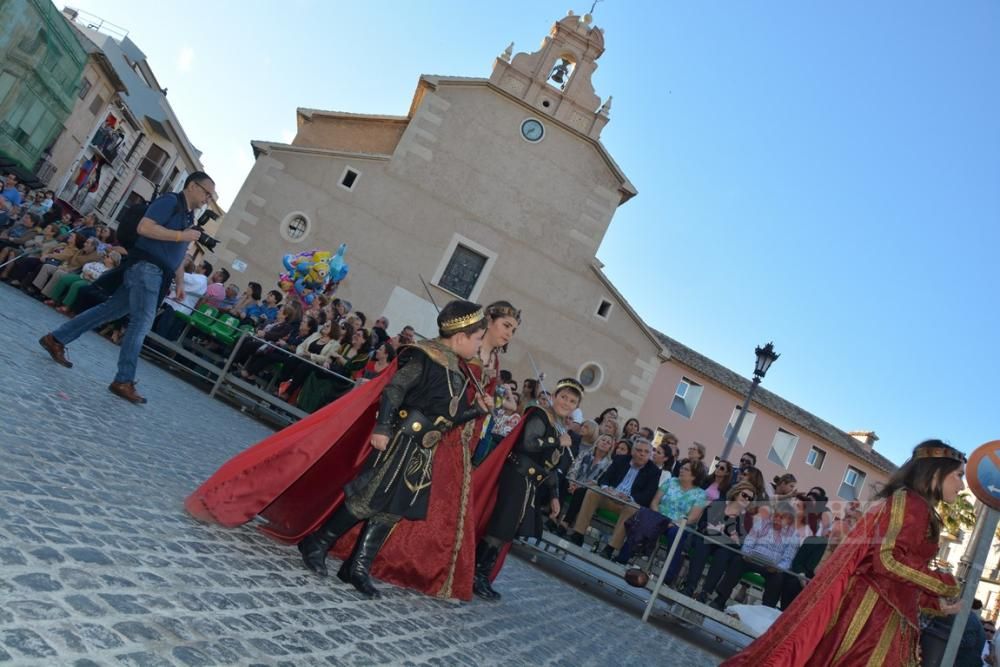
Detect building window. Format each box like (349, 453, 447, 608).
(431, 234, 496, 302)
(838, 466, 867, 501)
(577, 362, 605, 391)
(767, 428, 800, 469)
(670, 377, 703, 419)
(339, 166, 360, 191)
(723, 406, 756, 448)
(279, 212, 311, 243)
(78, 77, 92, 100)
(88, 94, 105, 117)
(806, 446, 827, 470)
(596, 298, 613, 320)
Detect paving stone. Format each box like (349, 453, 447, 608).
(12, 572, 63, 592)
(1, 628, 58, 658)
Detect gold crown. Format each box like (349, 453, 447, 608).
(440, 307, 485, 333)
(913, 445, 966, 463)
(555, 378, 585, 395)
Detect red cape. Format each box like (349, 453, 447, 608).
(184, 359, 520, 600)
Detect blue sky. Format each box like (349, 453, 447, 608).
(64, 1, 999, 466)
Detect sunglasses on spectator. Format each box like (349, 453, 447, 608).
(739, 492, 754, 501)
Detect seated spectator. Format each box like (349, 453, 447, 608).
(361, 340, 395, 380)
(638, 426, 655, 441)
(613, 460, 708, 578)
(0, 173, 23, 224)
(738, 466, 768, 502)
(651, 444, 672, 485)
(681, 481, 756, 601)
(33, 236, 101, 298)
(733, 451, 758, 486)
(51, 251, 121, 311)
(614, 439, 631, 457)
(599, 416, 620, 441)
(778, 492, 829, 609)
(558, 433, 615, 531)
(227, 282, 262, 317)
(198, 268, 230, 308)
(596, 407, 619, 427)
(240, 316, 320, 384)
(219, 284, 240, 310)
(75, 213, 98, 239)
(230, 304, 300, 369)
(373, 315, 389, 332)
(708, 501, 800, 611)
(702, 459, 734, 502)
(367, 325, 389, 358)
(242, 289, 282, 327)
(276, 320, 342, 400)
(294, 327, 370, 413)
(565, 438, 660, 552)
(0, 217, 54, 268)
(771, 473, 798, 501)
(622, 417, 641, 442)
(519, 378, 539, 411)
(0, 211, 42, 251)
(152, 257, 210, 340)
(672, 441, 706, 477)
(8, 232, 82, 287)
(659, 431, 679, 474)
(397, 324, 415, 346)
(577, 419, 598, 457)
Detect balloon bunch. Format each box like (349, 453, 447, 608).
(277, 243, 349, 305)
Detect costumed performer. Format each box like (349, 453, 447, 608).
(347, 300, 522, 600)
(295, 300, 490, 597)
(473, 377, 583, 601)
(721, 439, 965, 667)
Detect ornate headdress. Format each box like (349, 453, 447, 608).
(913, 442, 966, 463)
(555, 378, 585, 396)
(440, 307, 485, 334)
(487, 302, 522, 324)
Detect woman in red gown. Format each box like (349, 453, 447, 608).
(721, 439, 965, 667)
(184, 301, 522, 601)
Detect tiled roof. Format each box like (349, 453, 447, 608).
(653, 330, 898, 474)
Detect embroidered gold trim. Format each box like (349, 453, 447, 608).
(867, 610, 900, 667)
(880, 490, 961, 597)
(825, 575, 857, 634)
(831, 585, 878, 664)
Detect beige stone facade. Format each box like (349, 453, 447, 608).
(213, 12, 663, 416)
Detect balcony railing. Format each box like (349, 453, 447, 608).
(33, 157, 57, 186)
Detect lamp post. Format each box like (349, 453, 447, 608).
(720, 342, 780, 463)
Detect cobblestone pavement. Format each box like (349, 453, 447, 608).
(0, 284, 726, 666)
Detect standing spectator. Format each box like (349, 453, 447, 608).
(38, 172, 216, 404)
(153, 257, 210, 340)
(199, 267, 230, 308)
(983, 618, 996, 666)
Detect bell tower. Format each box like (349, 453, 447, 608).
(489, 10, 612, 140)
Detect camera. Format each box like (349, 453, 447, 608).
(196, 228, 219, 252)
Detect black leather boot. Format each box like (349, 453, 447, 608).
(297, 509, 355, 577)
(473, 541, 502, 601)
(341, 520, 393, 598)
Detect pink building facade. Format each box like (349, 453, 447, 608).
(636, 332, 896, 505)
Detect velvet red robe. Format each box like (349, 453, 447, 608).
(721, 489, 959, 667)
(184, 356, 520, 600)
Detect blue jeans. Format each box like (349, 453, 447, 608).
(52, 261, 163, 384)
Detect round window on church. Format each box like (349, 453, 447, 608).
(279, 212, 311, 243)
(578, 362, 604, 391)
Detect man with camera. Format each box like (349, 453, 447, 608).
(39, 172, 216, 404)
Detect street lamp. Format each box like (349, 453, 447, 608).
(720, 342, 780, 463)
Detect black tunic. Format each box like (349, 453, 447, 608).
(486, 406, 564, 542)
(344, 341, 481, 521)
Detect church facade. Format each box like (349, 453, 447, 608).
(212, 12, 665, 416)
